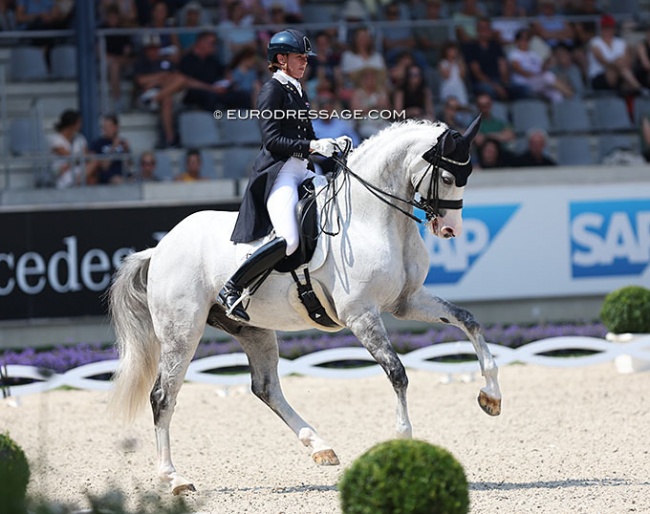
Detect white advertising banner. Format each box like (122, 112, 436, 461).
(418, 182, 650, 302)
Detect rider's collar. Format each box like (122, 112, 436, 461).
(273, 70, 303, 96)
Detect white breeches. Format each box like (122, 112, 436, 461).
(267, 157, 314, 256)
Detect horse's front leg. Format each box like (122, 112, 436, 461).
(394, 289, 502, 416)
(346, 310, 412, 438)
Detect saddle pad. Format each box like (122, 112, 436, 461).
(234, 233, 327, 273)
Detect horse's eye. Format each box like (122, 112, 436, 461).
(441, 174, 454, 186)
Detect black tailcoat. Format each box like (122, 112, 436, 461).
(230, 77, 317, 243)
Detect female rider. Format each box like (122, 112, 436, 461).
(218, 29, 351, 322)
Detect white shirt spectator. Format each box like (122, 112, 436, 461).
(588, 35, 627, 79)
(48, 132, 88, 189)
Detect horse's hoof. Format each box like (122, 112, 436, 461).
(172, 483, 196, 496)
(478, 390, 501, 416)
(312, 449, 340, 466)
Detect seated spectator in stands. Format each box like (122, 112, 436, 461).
(229, 47, 261, 109)
(147, 0, 181, 64)
(414, 0, 449, 69)
(476, 137, 515, 169)
(89, 114, 132, 185)
(492, 0, 528, 48)
(513, 128, 557, 167)
(179, 30, 251, 111)
(101, 4, 135, 113)
(472, 93, 516, 148)
(549, 42, 585, 96)
(438, 41, 469, 107)
(305, 31, 342, 99)
(0, 0, 16, 31)
(261, 0, 302, 23)
(340, 27, 387, 83)
(508, 28, 573, 103)
(176, 148, 205, 181)
(634, 26, 650, 90)
(349, 67, 391, 140)
(388, 52, 414, 91)
(15, 0, 68, 30)
(393, 64, 435, 120)
(588, 15, 646, 96)
(531, 0, 575, 50)
(380, 2, 426, 68)
(178, 1, 205, 53)
(99, 0, 138, 27)
(465, 17, 513, 100)
(218, 0, 256, 66)
(439, 96, 471, 132)
(567, 0, 602, 49)
(48, 109, 92, 189)
(453, 0, 486, 44)
(137, 150, 161, 181)
(133, 33, 183, 147)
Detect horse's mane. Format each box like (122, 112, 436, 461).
(348, 119, 450, 176)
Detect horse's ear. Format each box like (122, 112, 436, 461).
(440, 130, 457, 156)
(462, 114, 482, 144)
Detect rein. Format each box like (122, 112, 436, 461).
(328, 139, 463, 226)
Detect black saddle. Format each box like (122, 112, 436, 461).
(273, 178, 319, 273)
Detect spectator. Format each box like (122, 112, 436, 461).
(549, 42, 585, 96)
(641, 116, 650, 163)
(98, 0, 138, 27)
(414, 0, 449, 69)
(567, 0, 603, 49)
(388, 51, 414, 91)
(48, 109, 92, 189)
(349, 67, 391, 140)
(472, 93, 516, 148)
(15, 0, 67, 30)
(101, 4, 135, 113)
(438, 96, 471, 132)
(229, 46, 262, 109)
(147, 0, 181, 64)
(0, 0, 16, 31)
(133, 33, 183, 147)
(492, 0, 528, 48)
(177, 1, 205, 53)
(634, 27, 650, 90)
(508, 28, 573, 103)
(464, 17, 512, 100)
(305, 31, 342, 98)
(588, 15, 645, 96)
(137, 150, 161, 181)
(453, 0, 486, 44)
(477, 137, 515, 169)
(513, 128, 556, 167)
(531, 0, 575, 50)
(393, 64, 435, 120)
(340, 27, 387, 81)
(438, 40, 469, 106)
(176, 148, 205, 181)
(380, 2, 425, 68)
(89, 114, 132, 185)
(260, 0, 302, 22)
(179, 30, 251, 111)
(218, 0, 256, 65)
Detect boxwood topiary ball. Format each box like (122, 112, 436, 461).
(339, 439, 469, 514)
(600, 285, 650, 334)
(0, 432, 30, 512)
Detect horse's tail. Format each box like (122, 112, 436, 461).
(108, 248, 159, 424)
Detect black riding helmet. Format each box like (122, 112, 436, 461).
(267, 28, 317, 64)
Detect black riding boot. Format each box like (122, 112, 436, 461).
(218, 237, 288, 322)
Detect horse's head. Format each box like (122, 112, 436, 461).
(416, 115, 481, 239)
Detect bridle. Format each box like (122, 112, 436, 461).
(329, 132, 465, 226)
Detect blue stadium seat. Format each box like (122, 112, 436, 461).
(178, 111, 221, 147)
(552, 97, 590, 133)
(9, 46, 49, 81)
(592, 97, 633, 132)
(557, 135, 593, 165)
(511, 99, 551, 135)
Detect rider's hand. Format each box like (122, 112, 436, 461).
(334, 135, 353, 151)
(309, 138, 337, 157)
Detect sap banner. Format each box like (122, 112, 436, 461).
(418, 182, 650, 302)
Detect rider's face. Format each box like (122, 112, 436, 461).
(279, 53, 308, 80)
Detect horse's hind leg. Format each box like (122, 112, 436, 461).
(345, 309, 413, 438)
(395, 289, 502, 416)
(235, 326, 339, 466)
(150, 323, 204, 494)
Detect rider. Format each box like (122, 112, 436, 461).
(218, 28, 351, 322)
